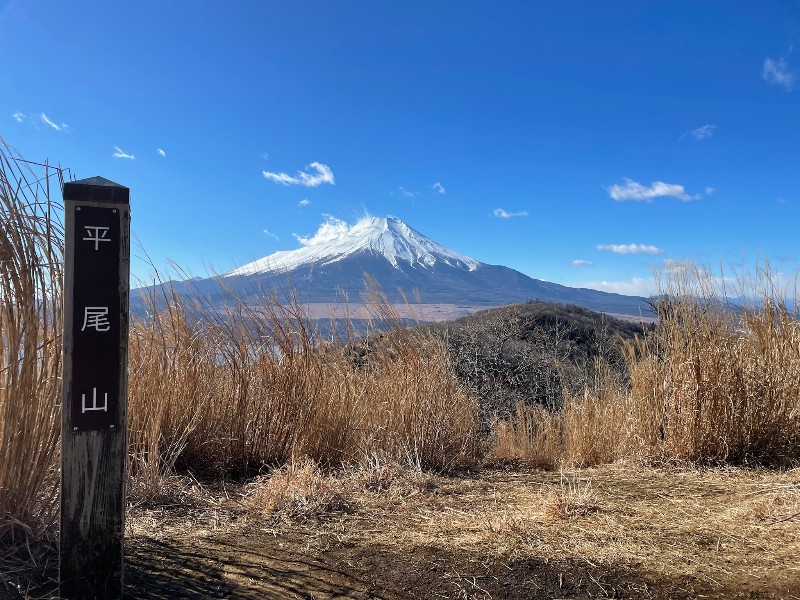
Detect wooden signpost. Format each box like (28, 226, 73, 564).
(60, 177, 130, 600)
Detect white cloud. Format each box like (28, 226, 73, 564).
(571, 259, 592, 266)
(263, 162, 335, 187)
(293, 214, 350, 246)
(39, 113, 71, 133)
(661, 258, 693, 275)
(12, 112, 25, 122)
(762, 57, 796, 90)
(298, 198, 311, 207)
(398, 186, 416, 198)
(262, 228, 279, 241)
(493, 208, 528, 218)
(705, 186, 714, 195)
(596, 243, 664, 255)
(432, 182, 446, 194)
(682, 124, 716, 141)
(260, 152, 270, 160)
(607, 178, 698, 202)
(112, 146, 135, 160)
(157, 148, 166, 157)
(581, 277, 656, 297)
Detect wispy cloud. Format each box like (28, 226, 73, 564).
(571, 259, 592, 266)
(298, 198, 310, 207)
(661, 258, 690, 275)
(705, 186, 714, 196)
(762, 57, 796, 90)
(262, 228, 279, 241)
(112, 146, 135, 160)
(581, 277, 656, 296)
(432, 182, 446, 194)
(263, 162, 335, 187)
(607, 178, 698, 202)
(39, 113, 71, 133)
(493, 208, 528, 218)
(398, 186, 416, 198)
(293, 214, 349, 246)
(11, 112, 25, 123)
(596, 243, 664, 255)
(682, 124, 716, 141)
(157, 148, 166, 157)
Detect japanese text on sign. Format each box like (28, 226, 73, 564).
(70, 206, 121, 431)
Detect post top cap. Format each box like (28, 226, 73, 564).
(63, 177, 129, 204)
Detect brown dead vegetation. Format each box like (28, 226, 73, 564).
(5, 463, 800, 599)
(2, 145, 800, 598)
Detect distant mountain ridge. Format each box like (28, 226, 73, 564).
(133, 216, 651, 318)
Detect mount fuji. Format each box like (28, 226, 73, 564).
(134, 216, 649, 319)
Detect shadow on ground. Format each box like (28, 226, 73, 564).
(124, 535, 383, 600)
(1, 534, 384, 600)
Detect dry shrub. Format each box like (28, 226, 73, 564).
(0, 144, 64, 548)
(542, 472, 599, 521)
(343, 454, 437, 502)
(245, 456, 437, 521)
(245, 459, 350, 521)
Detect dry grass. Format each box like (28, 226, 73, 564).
(0, 141, 64, 550)
(244, 459, 351, 521)
(491, 262, 800, 469)
(541, 471, 599, 520)
(2, 140, 800, 599)
(331, 464, 800, 597)
(127, 287, 480, 486)
(6, 463, 796, 598)
(630, 264, 800, 464)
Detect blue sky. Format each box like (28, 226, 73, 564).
(1, 1, 798, 296)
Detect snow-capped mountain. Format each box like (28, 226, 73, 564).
(133, 216, 649, 318)
(227, 217, 479, 275)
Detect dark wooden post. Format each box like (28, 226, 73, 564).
(60, 177, 130, 600)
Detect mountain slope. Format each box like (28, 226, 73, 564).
(132, 216, 650, 318)
(227, 217, 479, 275)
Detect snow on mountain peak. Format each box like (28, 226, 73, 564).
(226, 215, 480, 276)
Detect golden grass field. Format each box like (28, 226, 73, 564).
(1, 142, 799, 598)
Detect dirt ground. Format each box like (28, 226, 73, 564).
(3, 464, 799, 599)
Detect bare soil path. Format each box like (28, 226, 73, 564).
(3, 464, 799, 599)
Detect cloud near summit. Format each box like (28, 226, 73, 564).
(263, 162, 335, 187)
(292, 215, 350, 246)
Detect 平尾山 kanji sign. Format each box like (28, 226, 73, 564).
(60, 176, 130, 600)
(70, 204, 122, 431)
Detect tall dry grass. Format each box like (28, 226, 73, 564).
(128, 284, 480, 494)
(2, 137, 798, 558)
(492, 262, 800, 467)
(0, 142, 65, 548)
(629, 264, 800, 463)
